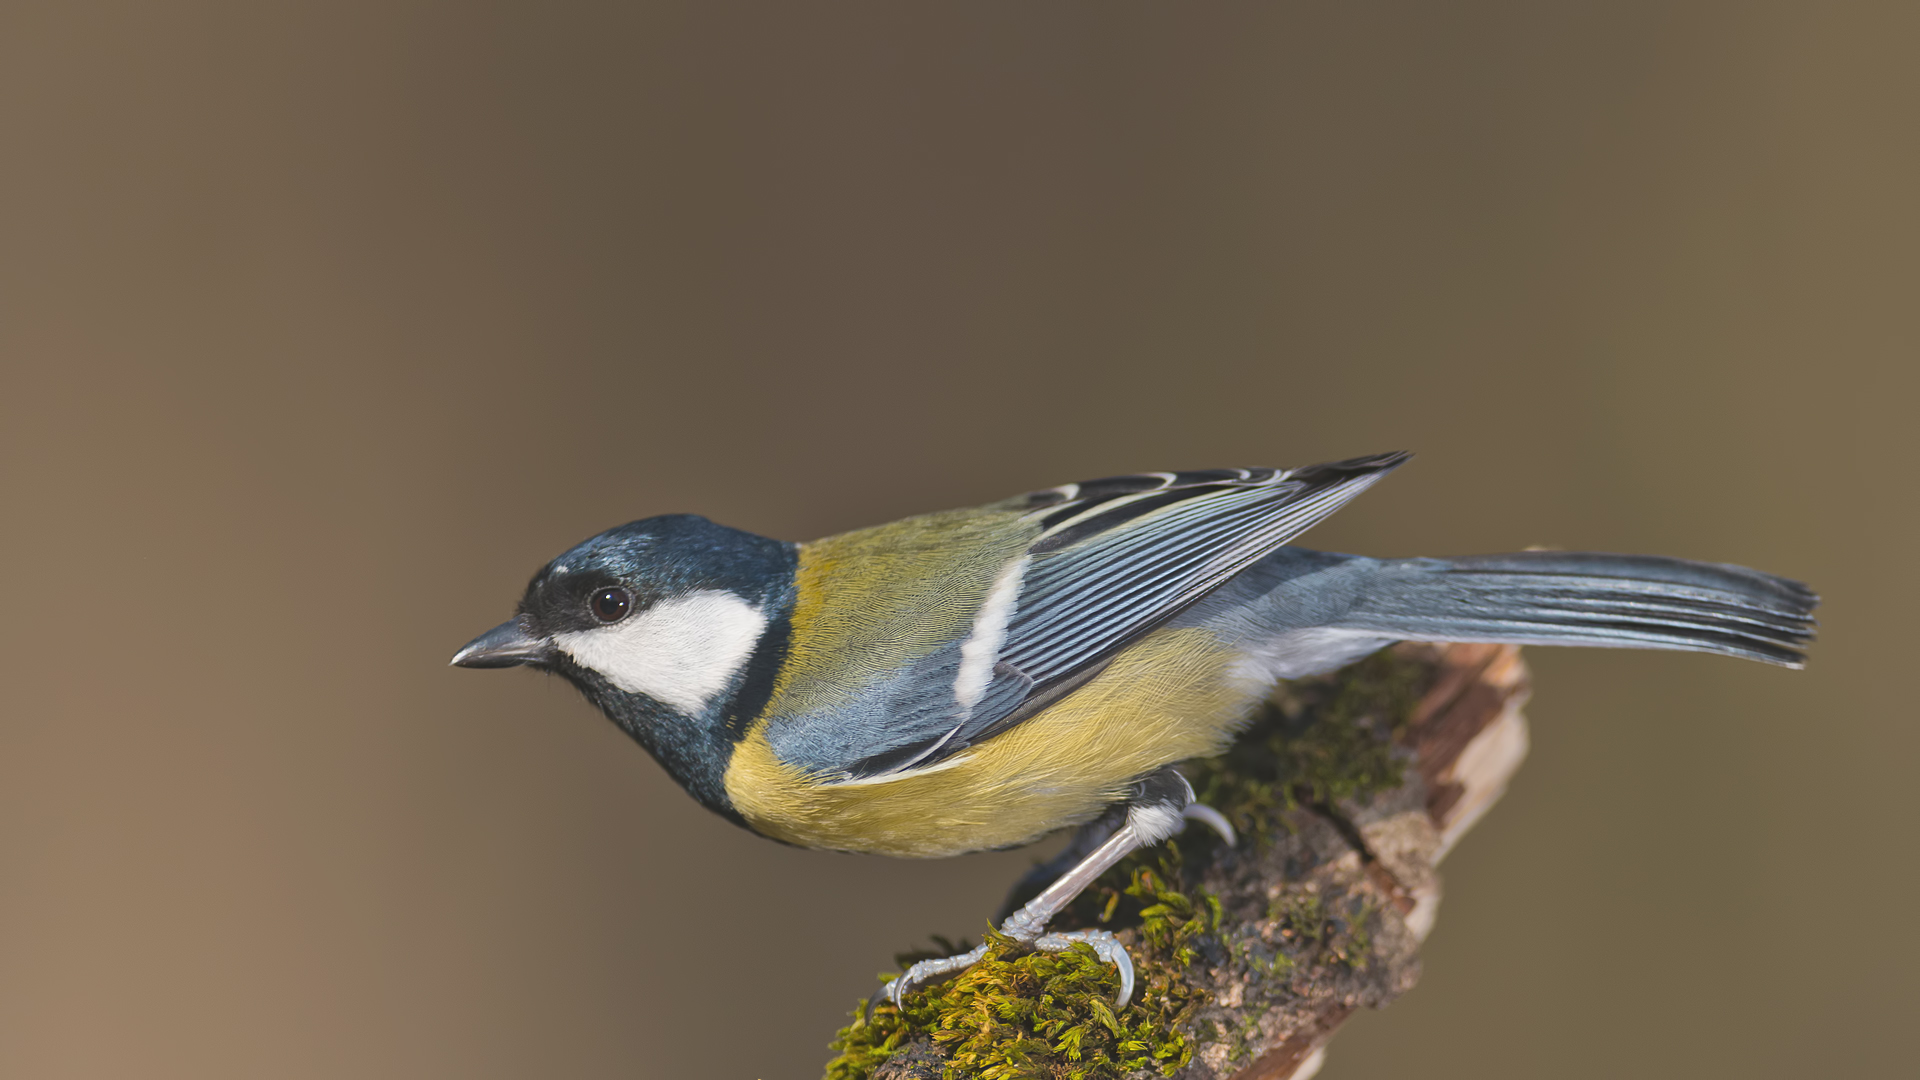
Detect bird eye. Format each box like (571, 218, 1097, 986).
(589, 586, 632, 624)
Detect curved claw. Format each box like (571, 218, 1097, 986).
(1181, 802, 1237, 846)
(1033, 929, 1136, 1009)
(884, 942, 991, 1008)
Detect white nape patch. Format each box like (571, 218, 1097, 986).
(953, 556, 1029, 713)
(553, 590, 766, 714)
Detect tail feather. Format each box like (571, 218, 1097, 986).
(1343, 551, 1818, 667)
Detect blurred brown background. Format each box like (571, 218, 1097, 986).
(2, 3, 1914, 1078)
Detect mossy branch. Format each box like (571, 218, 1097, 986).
(824, 643, 1532, 1080)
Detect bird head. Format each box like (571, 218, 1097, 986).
(451, 514, 796, 811)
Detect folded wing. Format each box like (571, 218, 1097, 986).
(839, 452, 1409, 780)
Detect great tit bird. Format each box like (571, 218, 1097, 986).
(452, 452, 1815, 1006)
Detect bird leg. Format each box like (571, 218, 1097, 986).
(994, 804, 1128, 921)
(884, 769, 1235, 1010)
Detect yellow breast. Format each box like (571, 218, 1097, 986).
(721, 626, 1259, 858)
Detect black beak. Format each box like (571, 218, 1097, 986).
(450, 620, 551, 668)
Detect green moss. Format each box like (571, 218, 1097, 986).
(828, 855, 1213, 1080)
(822, 649, 1434, 1080)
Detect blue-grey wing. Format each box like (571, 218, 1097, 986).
(829, 452, 1410, 779)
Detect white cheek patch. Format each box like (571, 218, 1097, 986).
(554, 590, 767, 714)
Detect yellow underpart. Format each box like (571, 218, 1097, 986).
(723, 627, 1258, 858)
(767, 507, 1033, 718)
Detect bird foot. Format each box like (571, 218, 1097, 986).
(882, 928, 1136, 1010)
(881, 941, 992, 1009)
(881, 786, 1229, 1014)
(1033, 929, 1135, 1007)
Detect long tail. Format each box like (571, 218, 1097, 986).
(1338, 551, 1818, 667)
